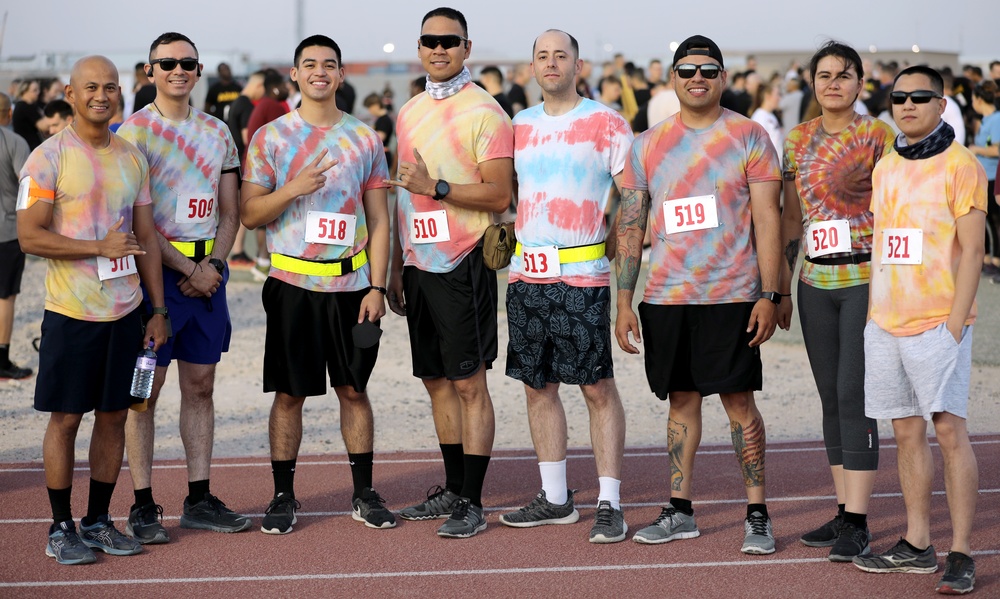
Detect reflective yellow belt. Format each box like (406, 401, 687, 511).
(271, 249, 368, 277)
(169, 238, 215, 259)
(514, 242, 605, 263)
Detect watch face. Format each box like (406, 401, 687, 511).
(435, 180, 449, 198)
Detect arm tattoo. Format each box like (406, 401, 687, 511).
(667, 418, 688, 492)
(615, 188, 651, 292)
(731, 416, 766, 488)
(784, 238, 800, 274)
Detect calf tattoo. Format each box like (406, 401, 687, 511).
(667, 418, 688, 492)
(731, 416, 765, 488)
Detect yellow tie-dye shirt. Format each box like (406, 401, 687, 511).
(869, 141, 988, 336)
(17, 127, 152, 321)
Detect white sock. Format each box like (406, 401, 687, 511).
(256, 256, 270, 267)
(538, 460, 567, 504)
(597, 477, 621, 510)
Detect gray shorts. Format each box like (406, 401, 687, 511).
(863, 320, 972, 421)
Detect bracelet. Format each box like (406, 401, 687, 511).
(370, 286, 387, 295)
(189, 262, 200, 278)
(780, 293, 792, 297)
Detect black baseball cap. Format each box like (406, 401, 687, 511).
(673, 35, 724, 69)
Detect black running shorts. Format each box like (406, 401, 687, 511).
(0, 240, 25, 299)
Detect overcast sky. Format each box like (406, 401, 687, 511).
(1, 0, 996, 64)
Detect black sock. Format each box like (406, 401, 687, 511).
(47, 486, 73, 525)
(272, 459, 296, 497)
(0, 344, 9, 367)
(187, 479, 210, 505)
(82, 479, 116, 526)
(843, 511, 867, 529)
(747, 503, 769, 520)
(459, 454, 491, 507)
(348, 452, 374, 499)
(440, 443, 464, 494)
(133, 487, 154, 510)
(670, 497, 694, 516)
(837, 503, 846, 516)
(902, 538, 928, 553)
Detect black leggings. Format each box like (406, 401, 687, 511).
(797, 280, 878, 471)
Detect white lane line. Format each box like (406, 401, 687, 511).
(3, 551, 999, 588)
(3, 438, 998, 473)
(3, 489, 998, 525)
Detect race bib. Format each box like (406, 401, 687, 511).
(663, 194, 719, 234)
(176, 193, 215, 224)
(806, 219, 851, 258)
(881, 228, 922, 265)
(410, 210, 450, 244)
(304, 211, 357, 246)
(520, 245, 561, 278)
(97, 255, 138, 281)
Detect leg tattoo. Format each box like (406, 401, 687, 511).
(667, 418, 688, 492)
(731, 416, 765, 488)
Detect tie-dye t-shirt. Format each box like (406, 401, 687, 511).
(869, 142, 987, 336)
(117, 106, 240, 242)
(396, 83, 514, 273)
(510, 99, 633, 287)
(622, 109, 781, 305)
(783, 115, 895, 289)
(244, 110, 389, 293)
(17, 127, 152, 321)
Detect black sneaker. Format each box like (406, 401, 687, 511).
(853, 538, 938, 573)
(589, 500, 627, 544)
(436, 498, 487, 538)
(181, 493, 252, 533)
(352, 487, 397, 529)
(80, 514, 142, 556)
(800, 512, 842, 547)
(828, 521, 871, 562)
(0, 361, 32, 380)
(261, 492, 300, 535)
(126, 502, 169, 544)
(45, 521, 96, 565)
(499, 489, 579, 528)
(399, 485, 460, 521)
(936, 552, 975, 595)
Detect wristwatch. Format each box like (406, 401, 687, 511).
(208, 258, 225, 275)
(151, 306, 169, 316)
(761, 291, 781, 305)
(433, 179, 450, 201)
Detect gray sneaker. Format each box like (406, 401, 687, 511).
(589, 500, 627, 544)
(181, 493, 252, 533)
(500, 489, 579, 528)
(436, 498, 487, 538)
(45, 521, 97, 565)
(399, 485, 460, 521)
(742, 511, 776, 555)
(633, 506, 700, 544)
(80, 515, 142, 556)
(853, 538, 938, 574)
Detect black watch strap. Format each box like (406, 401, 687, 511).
(208, 258, 225, 275)
(761, 291, 781, 305)
(151, 306, 169, 316)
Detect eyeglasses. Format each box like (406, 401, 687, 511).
(889, 90, 942, 105)
(673, 63, 722, 80)
(150, 58, 199, 72)
(419, 35, 468, 50)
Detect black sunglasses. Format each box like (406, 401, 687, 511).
(150, 58, 199, 72)
(673, 63, 721, 79)
(890, 90, 942, 105)
(419, 34, 467, 50)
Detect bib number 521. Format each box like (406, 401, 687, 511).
(880, 228, 922, 265)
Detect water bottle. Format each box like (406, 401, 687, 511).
(130, 340, 156, 410)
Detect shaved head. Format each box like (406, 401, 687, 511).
(66, 55, 121, 129)
(70, 55, 119, 86)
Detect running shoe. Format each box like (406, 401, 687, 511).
(632, 505, 700, 544)
(352, 487, 397, 529)
(399, 485, 460, 521)
(80, 515, 143, 556)
(828, 521, 871, 562)
(261, 492, 300, 535)
(499, 489, 579, 528)
(251, 262, 269, 282)
(45, 521, 96, 565)
(181, 493, 252, 533)
(853, 538, 938, 573)
(800, 512, 843, 547)
(228, 252, 253, 268)
(126, 502, 169, 544)
(0, 361, 31, 379)
(936, 551, 975, 595)
(436, 498, 487, 538)
(589, 500, 627, 544)
(741, 511, 776, 555)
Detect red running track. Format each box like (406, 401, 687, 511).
(0, 437, 997, 598)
